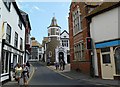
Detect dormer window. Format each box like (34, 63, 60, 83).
(3, 0, 11, 11)
(64, 36, 66, 38)
(18, 19, 22, 29)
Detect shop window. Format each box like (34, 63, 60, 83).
(2, 51, 10, 74)
(114, 47, 120, 74)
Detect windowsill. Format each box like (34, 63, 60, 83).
(113, 74, 120, 76)
(73, 30, 83, 37)
(73, 59, 86, 62)
(1, 73, 9, 76)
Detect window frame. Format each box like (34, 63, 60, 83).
(20, 37, 23, 50)
(72, 8, 82, 36)
(6, 24, 11, 43)
(74, 42, 84, 61)
(14, 32, 18, 48)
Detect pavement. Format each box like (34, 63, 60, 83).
(3, 64, 35, 86)
(47, 63, 120, 86)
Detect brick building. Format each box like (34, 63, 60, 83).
(68, 2, 100, 75)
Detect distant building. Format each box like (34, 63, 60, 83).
(30, 37, 43, 61)
(42, 16, 70, 64)
(20, 10, 32, 63)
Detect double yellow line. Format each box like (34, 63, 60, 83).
(27, 64, 35, 84)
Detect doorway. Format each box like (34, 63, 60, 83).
(114, 47, 120, 74)
(59, 52, 64, 62)
(101, 47, 113, 79)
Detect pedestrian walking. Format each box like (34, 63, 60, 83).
(22, 64, 29, 85)
(59, 59, 63, 70)
(26, 61, 30, 78)
(54, 62, 59, 70)
(15, 63, 23, 85)
(63, 60, 66, 70)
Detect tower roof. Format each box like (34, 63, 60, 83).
(48, 17, 61, 28)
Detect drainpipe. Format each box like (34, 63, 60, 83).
(24, 23, 27, 64)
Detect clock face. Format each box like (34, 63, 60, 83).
(49, 51, 52, 57)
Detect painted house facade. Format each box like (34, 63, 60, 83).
(30, 37, 43, 61)
(87, 2, 120, 79)
(68, 2, 100, 75)
(0, 1, 26, 82)
(55, 30, 70, 64)
(20, 10, 32, 63)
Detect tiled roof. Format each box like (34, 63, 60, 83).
(86, 2, 120, 18)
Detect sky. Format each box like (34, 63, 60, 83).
(17, 1, 71, 44)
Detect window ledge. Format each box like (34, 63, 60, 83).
(113, 74, 120, 76)
(73, 30, 83, 37)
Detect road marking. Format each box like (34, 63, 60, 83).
(47, 66, 73, 80)
(28, 64, 35, 83)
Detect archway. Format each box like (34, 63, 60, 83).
(114, 47, 120, 74)
(59, 52, 64, 62)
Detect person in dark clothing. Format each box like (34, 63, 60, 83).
(22, 64, 29, 85)
(62, 60, 65, 70)
(26, 61, 30, 78)
(59, 59, 63, 70)
(26, 61, 30, 68)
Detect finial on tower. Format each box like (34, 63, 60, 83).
(53, 13, 55, 17)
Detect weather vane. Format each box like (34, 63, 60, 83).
(53, 13, 55, 17)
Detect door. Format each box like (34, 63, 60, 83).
(59, 52, 64, 62)
(101, 47, 113, 79)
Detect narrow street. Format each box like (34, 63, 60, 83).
(28, 62, 107, 86)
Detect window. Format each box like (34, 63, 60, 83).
(13, 55, 17, 68)
(6, 24, 11, 43)
(101, 47, 111, 64)
(20, 38, 23, 50)
(51, 28, 55, 35)
(102, 54, 111, 63)
(74, 42, 84, 61)
(3, 0, 11, 11)
(56, 32, 59, 35)
(62, 39, 68, 47)
(18, 19, 22, 29)
(72, 8, 82, 35)
(49, 51, 52, 57)
(18, 55, 23, 65)
(48, 33, 49, 36)
(2, 50, 10, 74)
(14, 32, 18, 48)
(26, 34, 29, 43)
